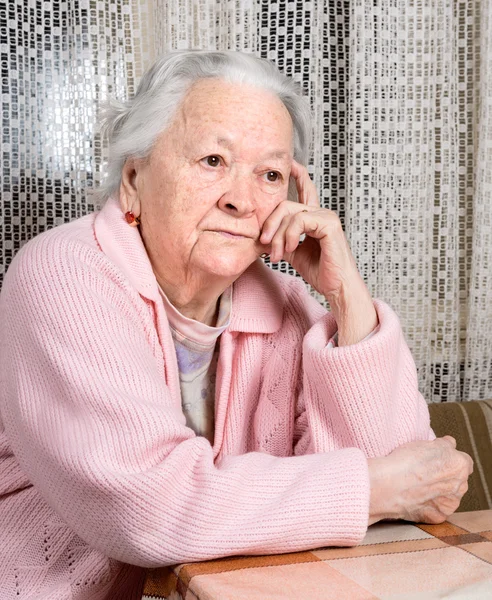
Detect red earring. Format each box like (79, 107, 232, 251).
(124, 211, 140, 227)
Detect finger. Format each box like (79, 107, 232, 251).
(442, 435, 457, 449)
(461, 452, 474, 475)
(272, 210, 325, 262)
(456, 480, 468, 498)
(455, 450, 474, 476)
(260, 201, 312, 245)
(290, 160, 320, 208)
(284, 211, 315, 254)
(270, 209, 318, 262)
(436, 495, 461, 517)
(269, 214, 293, 263)
(420, 504, 448, 525)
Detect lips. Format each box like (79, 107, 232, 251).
(208, 230, 255, 239)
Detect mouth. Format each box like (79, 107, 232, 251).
(208, 230, 252, 239)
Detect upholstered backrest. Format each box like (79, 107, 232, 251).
(428, 400, 492, 512)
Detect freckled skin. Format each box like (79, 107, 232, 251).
(120, 78, 294, 323)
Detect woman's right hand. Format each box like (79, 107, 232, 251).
(367, 436, 474, 525)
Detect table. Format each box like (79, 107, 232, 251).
(142, 509, 492, 599)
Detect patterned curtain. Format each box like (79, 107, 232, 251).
(1, 0, 491, 402)
(0, 0, 151, 271)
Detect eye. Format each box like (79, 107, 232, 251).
(264, 171, 281, 183)
(204, 155, 221, 167)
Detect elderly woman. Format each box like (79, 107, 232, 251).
(0, 50, 472, 599)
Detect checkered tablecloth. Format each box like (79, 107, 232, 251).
(142, 509, 492, 599)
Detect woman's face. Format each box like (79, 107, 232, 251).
(125, 78, 294, 283)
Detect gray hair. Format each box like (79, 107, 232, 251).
(97, 50, 312, 202)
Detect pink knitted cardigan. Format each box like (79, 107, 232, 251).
(0, 197, 434, 599)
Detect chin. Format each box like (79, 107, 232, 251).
(196, 247, 256, 281)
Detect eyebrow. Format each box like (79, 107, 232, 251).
(215, 137, 291, 161)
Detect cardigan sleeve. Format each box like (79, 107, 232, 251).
(0, 234, 371, 568)
(290, 281, 435, 459)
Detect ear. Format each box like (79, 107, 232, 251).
(119, 158, 142, 216)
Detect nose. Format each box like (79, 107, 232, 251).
(218, 172, 256, 218)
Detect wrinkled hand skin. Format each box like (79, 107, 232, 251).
(367, 436, 474, 526)
(260, 160, 362, 301)
(259, 160, 379, 345)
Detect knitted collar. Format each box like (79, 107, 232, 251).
(94, 197, 283, 334)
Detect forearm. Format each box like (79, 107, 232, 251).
(326, 278, 378, 347)
(300, 298, 433, 457)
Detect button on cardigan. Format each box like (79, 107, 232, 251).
(0, 197, 434, 599)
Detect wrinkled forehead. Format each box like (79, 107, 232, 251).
(169, 78, 294, 153)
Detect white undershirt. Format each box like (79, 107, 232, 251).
(158, 285, 232, 445)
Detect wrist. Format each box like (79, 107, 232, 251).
(368, 457, 401, 525)
(325, 274, 370, 317)
(326, 281, 378, 346)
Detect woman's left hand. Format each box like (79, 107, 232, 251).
(259, 160, 362, 303)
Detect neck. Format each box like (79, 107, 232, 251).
(157, 274, 229, 326)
